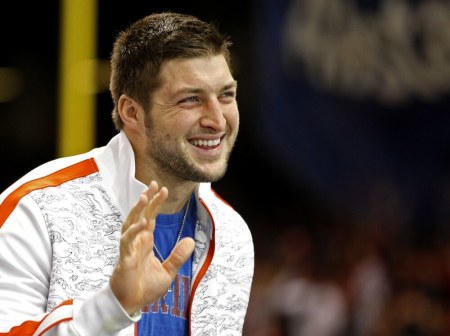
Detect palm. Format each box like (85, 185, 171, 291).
(110, 181, 195, 315)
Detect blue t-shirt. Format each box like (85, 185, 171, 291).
(138, 195, 196, 336)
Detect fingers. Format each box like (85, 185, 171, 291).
(144, 186, 168, 232)
(122, 181, 165, 234)
(121, 194, 148, 234)
(120, 181, 169, 257)
(119, 180, 193, 280)
(163, 237, 196, 278)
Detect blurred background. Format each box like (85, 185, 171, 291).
(1, 0, 450, 335)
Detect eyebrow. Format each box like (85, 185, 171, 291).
(224, 81, 238, 90)
(174, 80, 238, 95)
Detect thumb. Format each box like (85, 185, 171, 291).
(163, 237, 195, 278)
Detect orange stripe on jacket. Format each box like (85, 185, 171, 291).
(0, 158, 98, 229)
(0, 318, 43, 336)
(0, 300, 74, 336)
(188, 198, 215, 333)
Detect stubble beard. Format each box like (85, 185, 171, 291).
(144, 122, 237, 183)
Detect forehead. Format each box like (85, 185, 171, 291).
(158, 55, 234, 91)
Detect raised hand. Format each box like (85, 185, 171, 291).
(109, 181, 195, 316)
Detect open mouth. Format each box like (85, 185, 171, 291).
(190, 137, 222, 148)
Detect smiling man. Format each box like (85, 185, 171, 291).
(0, 12, 254, 336)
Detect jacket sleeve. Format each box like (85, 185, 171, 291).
(0, 195, 139, 335)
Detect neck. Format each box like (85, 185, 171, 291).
(158, 181, 197, 214)
(135, 165, 197, 215)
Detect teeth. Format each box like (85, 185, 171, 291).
(191, 138, 221, 147)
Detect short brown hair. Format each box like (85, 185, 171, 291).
(109, 12, 233, 130)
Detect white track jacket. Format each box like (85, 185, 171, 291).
(0, 131, 254, 336)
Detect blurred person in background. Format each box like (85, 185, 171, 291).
(266, 225, 348, 336)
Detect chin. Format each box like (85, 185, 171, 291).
(192, 167, 227, 183)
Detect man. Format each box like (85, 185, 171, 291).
(0, 12, 254, 336)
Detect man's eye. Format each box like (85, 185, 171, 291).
(221, 91, 236, 99)
(180, 96, 199, 103)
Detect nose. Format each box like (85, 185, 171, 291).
(200, 98, 226, 131)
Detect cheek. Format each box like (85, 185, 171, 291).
(226, 108, 239, 131)
(169, 113, 196, 134)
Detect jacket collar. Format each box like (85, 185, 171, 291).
(96, 131, 146, 218)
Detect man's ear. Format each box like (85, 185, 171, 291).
(118, 94, 142, 127)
